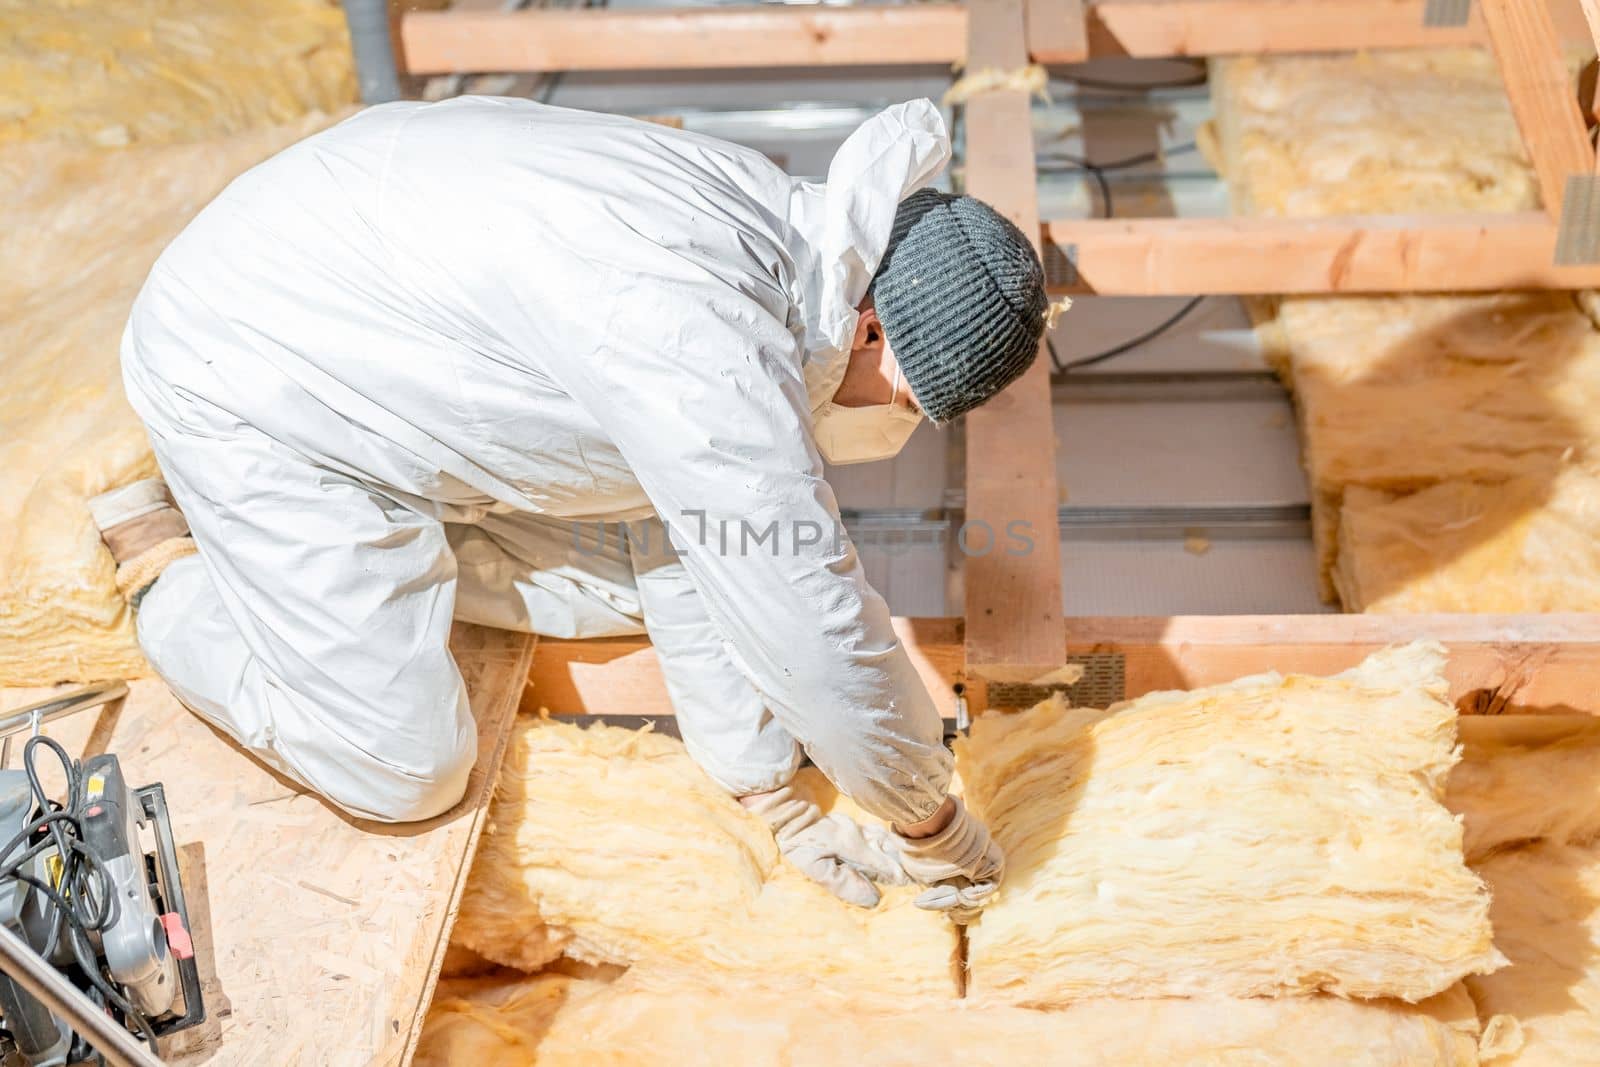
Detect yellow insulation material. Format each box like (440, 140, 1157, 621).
(450, 719, 959, 999)
(962, 642, 1501, 1004)
(1209, 49, 1600, 612)
(0, 0, 355, 681)
(0, 113, 346, 685)
(941, 64, 1050, 106)
(435, 647, 1505, 1062)
(1208, 50, 1536, 218)
(1449, 721, 1600, 1063)
(1449, 720, 1600, 863)
(1277, 292, 1600, 498)
(1336, 469, 1600, 614)
(429, 670, 1600, 1064)
(1465, 843, 1600, 1066)
(0, 0, 354, 146)
(1276, 290, 1600, 608)
(416, 970, 1484, 1067)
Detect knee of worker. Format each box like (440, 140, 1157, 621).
(283, 678, 480, 824)
(312, 679, 481, 824)
(331, 724, 479, 824)
(140, 561, 477, 823)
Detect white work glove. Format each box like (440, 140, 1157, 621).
(893, 796, 1005, 920)
(741, 785, 911, 908)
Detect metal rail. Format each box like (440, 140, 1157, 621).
(0, 682, 128, 742)
(0, 681, 129, 769)
(842, 502, 1312, 541)
(0, 923, 164, 1067)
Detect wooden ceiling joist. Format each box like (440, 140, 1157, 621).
(1027, 0, 1089, 63)
(1086, 0, 1485, 59)
(958, 0, 1068, 688)
(398, 5, 966, 75)
(529, 614, 1600, 717)
(399, 0, 1594, 75)
(1480, 0, 1595, 219)
(1041, 213, 1600, 294)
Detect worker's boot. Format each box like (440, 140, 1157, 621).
(88, 478, 197, 608)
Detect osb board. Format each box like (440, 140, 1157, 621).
(0, 622, 534, 1066)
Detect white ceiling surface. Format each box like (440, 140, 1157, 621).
(533, 53, 1327, 616)
(1062, 539, 1327, 616)
(1055, 396, 1306, 509)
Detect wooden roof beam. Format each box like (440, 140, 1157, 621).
(959, 0, 1068, 691)
(1040, 213, 1600, 295)
(527, 615, 1600, 716)
(1028, 0, 1089, 63)
(1480, 0, 1595, 220)
(398, 6, 966, 75)
(399, 1, 1595, 75)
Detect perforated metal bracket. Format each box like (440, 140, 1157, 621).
(1556, 174, 1600, 265)
(1422, 0, 1471, 28)
(1042, 239, 1079, 290)
(983, 652, 1125, 709)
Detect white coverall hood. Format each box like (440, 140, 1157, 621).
(121, 97, 956, 826)
(786, 101, 950, 412)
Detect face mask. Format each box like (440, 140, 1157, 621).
(813, 366, 924, 466)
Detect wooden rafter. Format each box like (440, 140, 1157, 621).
(528, 615, 1600, 716)
(1584, 0, 1600, 46)
(1480, 0, 1595, 218)
(1027, 0, 1089, 63)
(1041, 212, 1600, 294)
(398, 6, 966, 74)
(1087, 0, 1503, 57)
(959, 0, 1068, 687)
(399, 0, 1594, 75)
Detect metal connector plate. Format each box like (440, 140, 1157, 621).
(984, 652, 1126, 709)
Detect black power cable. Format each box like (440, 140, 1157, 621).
(0, 736, 159, 1054)
(1047, 296, 1207, 374)
(1036, 140, 1207, 374)
(1037, 141, 1199, 221)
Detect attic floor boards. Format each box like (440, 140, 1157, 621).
(0, 623, 534, 1066)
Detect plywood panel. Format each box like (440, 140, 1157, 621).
(0, 623, 534, 1066)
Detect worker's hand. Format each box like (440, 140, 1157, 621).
(893, 796, 1005, 920)
(741, 785, 910, 908)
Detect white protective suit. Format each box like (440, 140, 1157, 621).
(122, 97, 955, 824)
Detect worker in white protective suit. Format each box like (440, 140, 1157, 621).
(93, 97, 1051, 914)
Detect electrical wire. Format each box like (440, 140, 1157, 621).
(0, 736, 159, 1055)
(1035, 140, 1208, 373)
(1036, 141, 1199, 219)
(1047, 296, 1207, 374)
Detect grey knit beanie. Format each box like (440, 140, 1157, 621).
(868, 189, 1047, 423)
